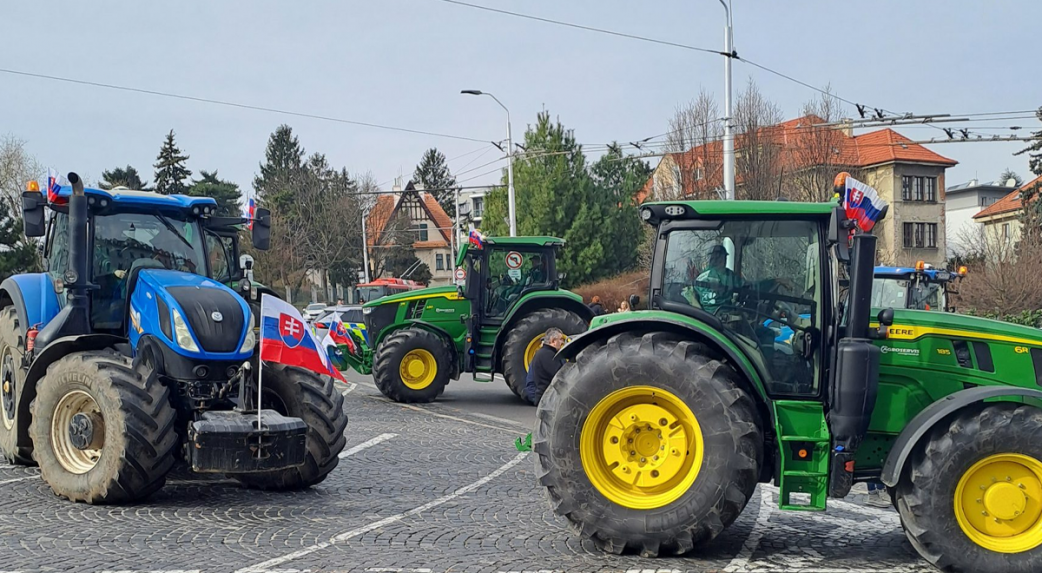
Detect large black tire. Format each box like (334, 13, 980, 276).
(372, 328, 452, 403)
(234, 364, 348, 490)
(501, 308, 587, 400)
(0, 306, 34, 465)
(29, 350, 178, 503)
(894, 404, 1042, 573)
(534, 331, 762, 557)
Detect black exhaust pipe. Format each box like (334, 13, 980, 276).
(34, 172, 93, 351)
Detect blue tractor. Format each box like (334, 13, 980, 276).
(0, 173, 348, 503)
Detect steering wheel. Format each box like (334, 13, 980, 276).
(718, 281, 812, 333)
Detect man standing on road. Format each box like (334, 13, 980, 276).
(524, 328, 566, 405)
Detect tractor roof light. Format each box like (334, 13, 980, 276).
(26, 180, 40, 192)
(958, 265, 968, 277)
(915, 260, 925, 271)
(640, 207, 653, 221)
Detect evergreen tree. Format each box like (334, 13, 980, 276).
(153, 130, 192, 195)
(1015, 107, 1042, 177)
(0, 200, 38, 281)
(413, 148, 458, 217)
(253, 124, 306, 209)
(998, 168, 1023, 188)
(187, 170, 242, 217)
(1015, 107, 1042, 242)
(100, 165, 150, 190)
(588, 144, 651, 277)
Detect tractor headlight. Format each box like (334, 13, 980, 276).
(239, 310, 256, 353)
(172, 308, 200, 352)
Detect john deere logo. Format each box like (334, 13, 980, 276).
(211, 311, 224, 322)
(890, 327, 915, 336)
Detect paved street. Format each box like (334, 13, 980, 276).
(0, 371, 933, 573)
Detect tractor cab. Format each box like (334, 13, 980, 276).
(872, 263, 966, 312)
(458, 236, 564, 326)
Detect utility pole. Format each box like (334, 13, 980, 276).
(452, 187, 460, 260)
(461, 89, 516, 236)
(360, 207, 371, 284)
(720, 0, 735, 200)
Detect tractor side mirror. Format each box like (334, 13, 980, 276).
(628, 294, 640, 310)
(873, 307, 895, 339)
(251, 207, 271, 251)
(21, 191, 47, 237)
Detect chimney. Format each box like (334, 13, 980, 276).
(838, 118, 854, 137)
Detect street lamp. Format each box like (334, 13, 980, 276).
(719, 0, 735, 200)
(461, 89, 516, 236)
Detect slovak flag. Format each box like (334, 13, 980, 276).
(46, 168, 65, 205)
(259, 294, 345, 382)
(321, 316, 356, 356)
(839, 172, 887, 233)
(468, 227, 486, 248)
(247, 197, 256, 230)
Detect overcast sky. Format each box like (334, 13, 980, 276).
(3, 1, 1039, 200)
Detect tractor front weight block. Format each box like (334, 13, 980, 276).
(187, 410, 307, 473)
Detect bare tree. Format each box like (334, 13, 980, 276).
(0, 135, 42, 211)
(664, 88, 723, 199)
(733, 79, 784, 200)
(786, 86, 856, 202)
(954, 225, 1042, 316)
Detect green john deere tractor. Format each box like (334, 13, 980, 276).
(343, 236, 592, 403)
(535, 198, 1042, 572)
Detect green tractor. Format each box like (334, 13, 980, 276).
(344, 236, 592, 403)
(534, 199, 1042, 572)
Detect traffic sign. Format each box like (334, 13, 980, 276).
(454, 267, 466, 281)
(505, 251, 524, 270)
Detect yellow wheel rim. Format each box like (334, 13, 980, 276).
(524, 335, 544, 372)
(580, 385, 704, 510)
(51, 390, 104, 475)
(954, 453, 1042, 553)
(399, 349, 437, 390)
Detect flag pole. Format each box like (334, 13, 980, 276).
(257, 296, 264, 430)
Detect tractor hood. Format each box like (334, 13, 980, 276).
(362, 285, 459, 308)
(881, 308, 1042, 347)
(130, 269, 252, 359)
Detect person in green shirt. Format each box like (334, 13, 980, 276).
(683, 245, 792, 314)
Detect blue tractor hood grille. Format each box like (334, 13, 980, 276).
(139, 270, 247, 354)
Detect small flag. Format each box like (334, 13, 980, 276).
(46, 168, 65, 205)
(838, 173, 887, 233)
(321, 314, 356, 356)
(247, 197, 256, 230)
(468, 227, 486, 248)
(259, 294, 345, 382)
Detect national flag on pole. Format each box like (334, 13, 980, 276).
(259, 294, 345, 382)
(468, 227, 486, 248)
(247, 197, 256, 230)
(46, 168, 65, 205)
(840, 174, 886, 233)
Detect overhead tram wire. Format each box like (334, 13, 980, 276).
(0, 67, 488, 143)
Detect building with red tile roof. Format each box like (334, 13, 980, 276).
(972, 174, 1042, 249)
(365, 181, 456, 285)
(642, 115, 957, 265)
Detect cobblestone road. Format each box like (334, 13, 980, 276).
(0, 374, 934, 573)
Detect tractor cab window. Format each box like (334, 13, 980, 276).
(483, 248, 550, 319)
(205, 233, 233, 283)
(46, 212, 71, 305)
(871, 278, 908, 309)
(661, 219, 822, 395)
(91, 211, 207, 331)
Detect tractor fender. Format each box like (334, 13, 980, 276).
(557, 316, 770, 405)
(14, 333, 127, 449)
(880, 385, 1042, 487)
(0, 274, 61, 336)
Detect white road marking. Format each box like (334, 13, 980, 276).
(0, 476, 36, 486)
(235, 452, 529, 573)
(368, 397, 517, 434)
(470, 411, 530, 429)
(338, 433, 397, 459)
(725, 487, 775, 573)
(366, 569, 433, 573)
(101, 570, 201, 573)
(340, 381, 357, 395)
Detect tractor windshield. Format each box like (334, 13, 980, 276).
(91, 211, 207, 330)
(872, 277, 945, 311)
(660, 219, 822, 395)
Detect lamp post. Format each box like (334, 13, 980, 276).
(360, 207, 371, 284)
(719, 0, 735, 200)
(461, 89, 516, 236)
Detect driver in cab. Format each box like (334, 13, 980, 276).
(683, 245, 793, 314)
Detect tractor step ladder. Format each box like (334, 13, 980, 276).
(772, 400, 830, 511)
(473, 326, 499, 374)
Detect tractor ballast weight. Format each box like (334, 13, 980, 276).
(0, 175, 347, 503)
(537, 196, 1042, 572)
(343, 236, 592, 403)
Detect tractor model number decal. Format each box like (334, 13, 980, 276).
(937, 348, 951, 355)
(505, 251, 524, 270)
(881, 346, 920, 357)
(1015, 346, 1031, 354)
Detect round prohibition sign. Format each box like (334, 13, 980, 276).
(454, 267, 466, 281)
(505, 251, 524, 270)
